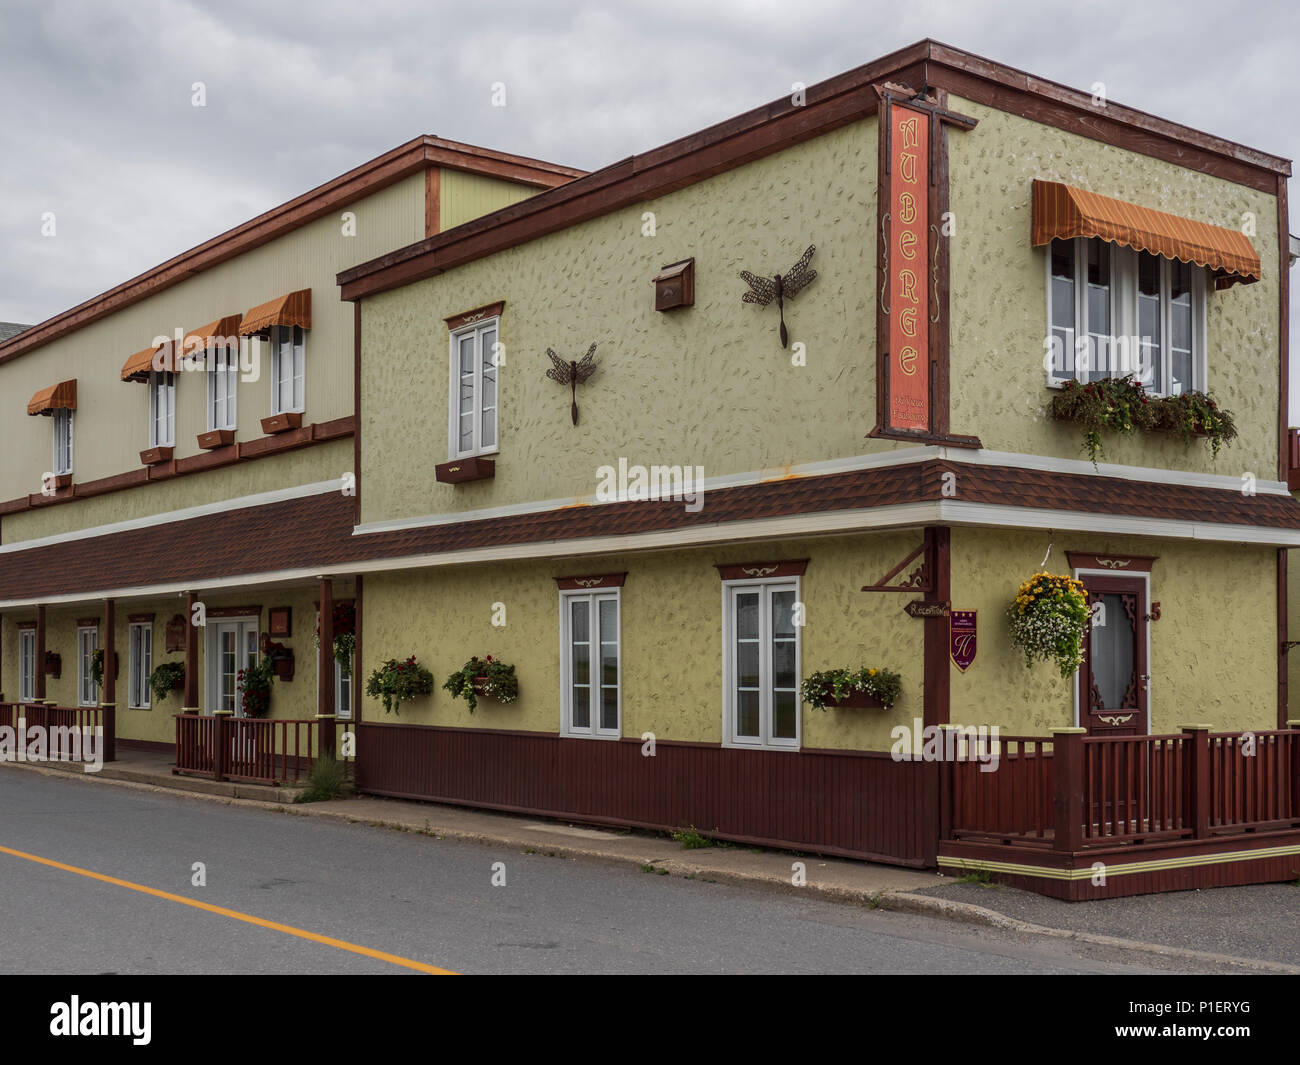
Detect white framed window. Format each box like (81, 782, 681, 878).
(1046, 236, 1207, 396)
(560, 590, 620, 738)
(77, 626, 99, 707)
(722, 578, 801, 750)
(149, 371, 176, 447)
(336, 657, 353, 721)
(18, 629, 36, 702)
(207, 340, 238, 431)
(270, 325, 305, 415)
(128, 622, 152, 709)
(447, 318, 499, 458)
(52, 408, 73, 476)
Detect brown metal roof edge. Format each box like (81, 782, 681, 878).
(337, 40, 1291, 302)
(0, 137, 585, 369)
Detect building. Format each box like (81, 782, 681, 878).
(3, 40, 1299, 899)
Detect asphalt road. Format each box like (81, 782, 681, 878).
(0, 769, 1239, 975)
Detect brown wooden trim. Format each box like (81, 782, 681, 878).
(921, 525, 950, 867)
(444, 301, 505, 331)
(205, 605, 262, 619)
(435, 456, 495, 483)
(1065, 552, 1158, 572)
(127, 613, 155, 623)
(424, 167, 441, 238)
(35, 604, 46, 700)
(0, 416, 355, 517)
(353, 301, 362, 526)
(1280, 547, 1289, 730)
(0, 138, 581, 368)
(75, 617, 100, 627)
(874, 90, 889, 432)
(714, 559, 809, 580)
(15, 621, 36, 630)
(1278, 175, 1290, 482)
(260, 412, 303, 435)
(353, 573, 363, 725)
(553, 572, 628, 590)
(117, 737, 174, 753)
(867, 427, 982, 448)
(139, 446, 173, 466)
(196, 429, 234, 450)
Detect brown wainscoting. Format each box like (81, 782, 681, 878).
(117, 738, 175, 754)
(355, 723, 929, 866)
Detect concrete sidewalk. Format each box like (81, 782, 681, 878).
(5, 751, 1298, 973)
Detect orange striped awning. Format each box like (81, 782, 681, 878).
(119, 342, 178, 382)
(1031, 179, 1261, 287)
(238, 289, 311, 336)
(182, 313, 243, 350)
(27, 379, 77, 416)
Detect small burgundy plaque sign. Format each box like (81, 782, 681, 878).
(950, 609, 977, 672)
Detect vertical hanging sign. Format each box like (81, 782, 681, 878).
(887, 101, 931, 432)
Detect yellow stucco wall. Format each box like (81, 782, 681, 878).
(950, 527, 1278, 736)
(947, 95, 1281, 477)
(361, 116, 894, 525)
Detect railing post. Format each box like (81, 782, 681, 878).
(1182, 723, 1212, 840)
(1288, 720, 1300, 819)
(1051, 728, 1086, 853)
(212, 710, 233, 782)
(99, 703, 116, 763)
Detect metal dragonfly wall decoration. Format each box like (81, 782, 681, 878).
(740, 244, 817, 349)
(545, 343, 599, 425)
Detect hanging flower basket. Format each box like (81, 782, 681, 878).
(149, 662, 185, 705)
(314, 601, 357, 676)
(1008, 572, 1090, 678)
(800, 667, 901, 710)
(444, 656, 518, 713)
(365, 655, 434, 715)
(237, 657, 275, 718)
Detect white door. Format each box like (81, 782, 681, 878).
(208, 619, 259, 716)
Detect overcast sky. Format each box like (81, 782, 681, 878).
(2, 0, 1298, 405)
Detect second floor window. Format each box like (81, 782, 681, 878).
(448, 319, 498, 458)
(270, 325, 305, 415)
(149, 371, 176, 447)
(1047, 236, 1206, 396)
(52, 407, 73, 476)
(208, 341, 238, 431)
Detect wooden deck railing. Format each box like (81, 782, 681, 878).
(944, 725, 1300, 854)
(0, 701, 115, 763)
(174, 713, 317, 786)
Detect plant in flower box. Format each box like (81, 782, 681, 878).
(800, 667, 902, 710)
(237, 656, 275, 718)
(1007, 572, 1090, 677)
(1149, 390, 1237, 456)
(443, 655, 518, 713)
(314, 600, 357, 676)
(365, 655, 434, 715)
(148, 661, 185, 705)
(90, 647, 105, 688)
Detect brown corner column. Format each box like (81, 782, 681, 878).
(921, 526, 952, 867)
(101, 598, 117, 762)
(1279, 547, 1289, 730)
(184, 591, 200, 710)
(34, 604, 46, 702)
(316, 576, 336, 758)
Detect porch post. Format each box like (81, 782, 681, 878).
(316, 576, 336, 759)
(1051, 727, 1086, 853)
(1182, 723, 1212, 840)
(183, 591, 200, 711)
(920, 526, 951, 866)
(34, 603, 46, 702)
(100, 598, 116, 762)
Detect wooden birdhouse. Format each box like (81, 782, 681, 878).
(653, 258, 695, 311)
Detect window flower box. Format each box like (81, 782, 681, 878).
(822, 690, 886, 710)
(44, 651, 62, 678)
(435, 457, 495, 484)
(140, 446, 173, 466)
(444, 656, 517, 712)
(197, 429, 234, 450)
(800, 667, 901, 710)
(261, 412, 302, 435)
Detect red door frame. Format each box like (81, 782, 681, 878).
(1076, 572, 1150, 736)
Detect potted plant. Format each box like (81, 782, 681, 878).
(801, 667, 902, 710)
(1150, 390, 1238, 455)
(443, 655, 518, 713)
(149, 661, 185, 705)
(364, 655, 434, 715)
(44, 650, 61, 678)
(237, 656, 276, 718)
(1008, 572, 1090, 677)
(314, 600, 357, 677)
(260, 636, 295, 681)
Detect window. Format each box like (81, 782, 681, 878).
(722, 579, 800, 749)
(336, 657, 353, 721)
(1046, 236, 1206, 395)
(560, 590, 620, 737)
(52, 408, 73, 476)
(128, 622, 152, 709)
(77, 626, 99, 707)
(19, 629, 35, 702)
(270, 325, 305, 415)
(207, 340, 238, 431)
(448, 319, 498, 458)
(149, 371, 176, 447)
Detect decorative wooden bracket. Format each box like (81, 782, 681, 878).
(861, 541, 931, 594)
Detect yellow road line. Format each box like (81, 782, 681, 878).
(0, 843, 457, 975)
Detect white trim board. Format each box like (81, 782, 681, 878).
(3, 497, 1296, 610)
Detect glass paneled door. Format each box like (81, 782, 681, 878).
(208, 619, 259, 716)
(1078, 575, 1149, 736)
